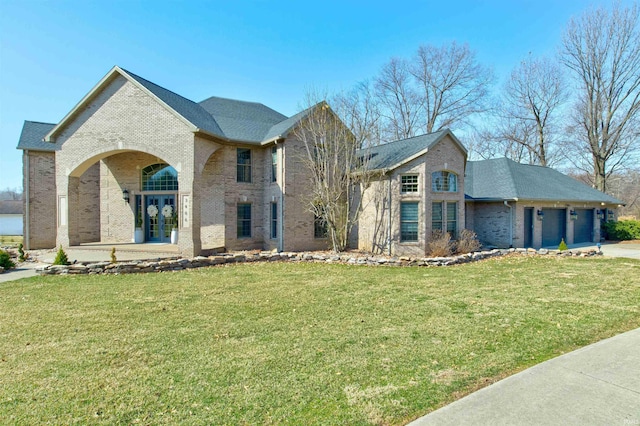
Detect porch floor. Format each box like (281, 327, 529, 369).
(40, 242, 181, 264)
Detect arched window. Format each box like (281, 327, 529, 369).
(142, 164, 178, 191)
(432, 171, 457, 192)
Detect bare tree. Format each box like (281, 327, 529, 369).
(489, 56, 566, 166)
(471, 123, 537, 163)
(332, 81, 382, 149)
(411, 42, 494, 133)
(293, 94, 376, 252)
(375, 58, 422, 141)
(0, 188, 22, 201)
(561, 2, 640, 192)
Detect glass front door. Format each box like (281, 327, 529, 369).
(146, 195, 176, 242)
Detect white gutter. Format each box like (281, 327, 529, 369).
(279, 142, 284, 253)
(24, 151, 30, 249)
(388, 174, 392, 256)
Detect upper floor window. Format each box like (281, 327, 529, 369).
(142, 164, 178, 191)
(271, 146, 277, 183)
(237, 148, 252, 183)
(401, 174, 419, 193)
(432, 171, 457, 192)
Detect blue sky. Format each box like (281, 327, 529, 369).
(0, 0, 631, 190)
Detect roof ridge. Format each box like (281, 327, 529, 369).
(24, 120, 56, 126)
(199, 95, 266, 106)
(369, 129, 448, 152)
(502, 158, 521, 197)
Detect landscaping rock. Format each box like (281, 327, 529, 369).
(34, 244, 608, 277)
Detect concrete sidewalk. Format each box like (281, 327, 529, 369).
(409, 328, 640, 425)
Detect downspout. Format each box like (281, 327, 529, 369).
(24, 150, 30, 250)
(387, 174, 392, 256)
(504, 200, 513, 248)
(278, 141, 284, 253)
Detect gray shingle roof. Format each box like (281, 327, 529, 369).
(121, 68, 225, 138)
(17, 121, 57, 151)
(198, 96, 288, 142)
(0, 200, 23, 215)
(465, 157, 623, 204)
(363, 129, 453, 170)
(262, 105, 318, 141)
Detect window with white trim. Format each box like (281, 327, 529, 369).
(237, 148, 252, 183)
(270, 202, 278, 239)
(237, 203, 251, 238)
(432, 201, 457, 236)
(446, 202, 457, 235)
(401, 174, 419, 193)
(400, 202, 419, 242)
(271, 146, 277, 183)
(432, 171, 457, 192)
(432, 202, 442, 232)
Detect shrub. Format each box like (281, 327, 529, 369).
(558, 238, 568, 251)
(53, 246, 69, 266)
(602, 220, 640, 241)
(456, 229, 481, 254)
(428, 231, 454, 257)
(110, 247, 117, 264)
(0, 250, 15, 269)
(18, 243, 26, 262)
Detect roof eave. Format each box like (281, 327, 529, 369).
(467, 196, 623, 205)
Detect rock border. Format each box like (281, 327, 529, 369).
(35, 247, 603, 276)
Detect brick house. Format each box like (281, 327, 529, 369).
(17, 66, 622, 256)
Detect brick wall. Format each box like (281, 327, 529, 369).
(51, 74, 205, 255)
(199, 147, 226, 249)
(24, 151, 56, 249)
(77, 163, 100, 243)
(359, 134, 467, 256)
(469, 202, 512, 248)
(469, 201, 605, 249)
(280, 136, 330, 252)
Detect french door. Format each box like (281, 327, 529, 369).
(145, 195, 176, 242)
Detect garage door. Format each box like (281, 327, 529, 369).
(574, 209, 594, 243)
(542, 208, 566, 247)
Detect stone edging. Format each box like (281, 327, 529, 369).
(35, 247, 603, 276)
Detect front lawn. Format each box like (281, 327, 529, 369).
(1, 256, 639, 425)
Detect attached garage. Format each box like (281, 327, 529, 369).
(573, 209, 594, 244)
(542, 208, 566, 247)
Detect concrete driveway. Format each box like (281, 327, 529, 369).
(568, 241, 640, 260)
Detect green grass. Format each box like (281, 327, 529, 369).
(1, 256, 639, 425)
(0, 235, 22, 247)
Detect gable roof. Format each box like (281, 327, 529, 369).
(262, 103, 326, 142)
(17, 121, 58, 151)
(363, 129, 467, 171)
(0, 200, 23, 215)
(36, 65, 310, 147)
(465, 157, 623, 204)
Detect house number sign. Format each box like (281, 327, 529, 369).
(182, 195, 190, 228)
